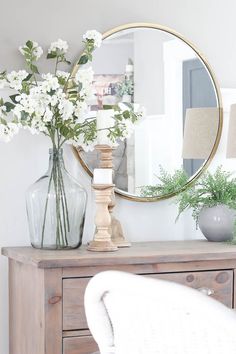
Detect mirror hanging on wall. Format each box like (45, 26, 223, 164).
(73, 24, 222, 201)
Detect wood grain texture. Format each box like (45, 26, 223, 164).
(3, 241, 236, 268)
(44, 268, 63, 354)
(234, 269, 236, 309)
(149, 270, 233, 307)
(62, 270, 233, 332)
(63, 330, 91, 338)
(4, 241, 236, 354)
(9, 259, 45, 354)
(63, 278, 90, 330)
(63, 336, 98, 354)
(62, 259, 236, 278)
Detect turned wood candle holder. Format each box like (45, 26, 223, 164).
(95, 144, 131, 248)
(87, 184, 118, 252)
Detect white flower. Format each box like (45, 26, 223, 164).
(49, 89, 65, 106)
(28, 117, 47, 134)
(13, 104, 24, 119)
(83, 30, 102, 48)
(7, 70, 28, 90)
(48, 39, 68, 53)
(0, 122, 19, 142)
(75, 67, 94, 85)
(0, 124, 10, 142)
(43, 107, 53, 122)
(0, 104, 6, 116)
(72, 133, 97, 151)
(80, 84, 95, 100)
(19, 41, 43, 60)
(123, 119, 134, 139)
(74, 101, 88, 123)
(34, 45, 43, 60)
(41, 73, 60, 92)
(57, 70, 70, 80)
(58, 98, 74, 120)
(75, 67, 94, 99)
(8, 122, 20, 135)
(0, 79, 8, 89)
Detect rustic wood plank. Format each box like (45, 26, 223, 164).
(149, 270, 233, 308)
(62, 259, 236, 278)
(62, 269, 233, 331)
(9, 259, 45, 354)
(63, 336, 98, 354)
(44, 268, 63, 354)
(234, 269, 236, 309)
(63, 330, 91, 338)
(3, 241, 236, 268)
(63, 278, 90, 330)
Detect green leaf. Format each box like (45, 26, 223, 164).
(26, 40, 33, 49)
(103, 105, 114, 110)
(30, 64, 39, 74)
(58, 77, 66, 85)
(47, 52, 57, 59)
(23, 73, 33, 81)
(122, 110, 130, 119)
(10, 94, 20, 104)
(68, 90, 78, 95)
(123, 102, 133, 109)
(21, 111, 29, 120)
(78, 55, 88, 65)
(77, 82, 82, 93)
(0, 70, 6, 77)
(113, 105, 121, 112)
(4, 102, 15, 112)
(60, 126, 70, 137)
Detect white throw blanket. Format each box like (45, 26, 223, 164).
(85, 271, 236, 354)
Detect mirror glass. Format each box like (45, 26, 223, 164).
(75, 25, 221, 201)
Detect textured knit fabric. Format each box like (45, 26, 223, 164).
(84, 270, 236, 354)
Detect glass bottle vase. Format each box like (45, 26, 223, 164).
(26, 148, 87, 249)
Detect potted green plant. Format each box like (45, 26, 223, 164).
(115, 78, 134, 103)
(176, 167, 236, 242)
(139, 166, 189, 197)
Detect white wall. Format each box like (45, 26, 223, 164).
(1, 0, 236, 353)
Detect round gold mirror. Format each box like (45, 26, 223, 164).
(72, 23, 222, 202)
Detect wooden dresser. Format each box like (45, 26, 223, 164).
(3, 240, 236, 354)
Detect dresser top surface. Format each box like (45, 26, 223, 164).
(2, 240, 236, 268)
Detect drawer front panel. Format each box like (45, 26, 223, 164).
(63, 278, 90, 330)
(150, 270, 233, 307)
(63, 336, 98, 354)
(63, 270, 233, 330)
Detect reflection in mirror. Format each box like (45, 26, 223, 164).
(76, 26, 221, 200)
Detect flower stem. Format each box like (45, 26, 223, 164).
(41, 168, 53, 248)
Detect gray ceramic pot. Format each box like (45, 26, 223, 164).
(198, 205, 236, 242)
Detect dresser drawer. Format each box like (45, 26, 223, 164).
(63, 269, 233, 331)
(63, 278, 90, 330)
(63, 336, 98, 354)
(150, 270, 233, 307)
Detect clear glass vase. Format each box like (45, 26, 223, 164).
(26, 148, 87, 249)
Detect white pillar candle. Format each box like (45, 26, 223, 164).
(93, 168, 113, 184)
(96, 109, 114, 145)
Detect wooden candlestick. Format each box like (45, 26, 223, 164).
(95, 145, 131, 248)
(95, 144, 113, 168)
(109, 189, 131, 247)
(87, 184, 118, 252)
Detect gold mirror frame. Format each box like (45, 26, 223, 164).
(72, 22, 223, 202)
